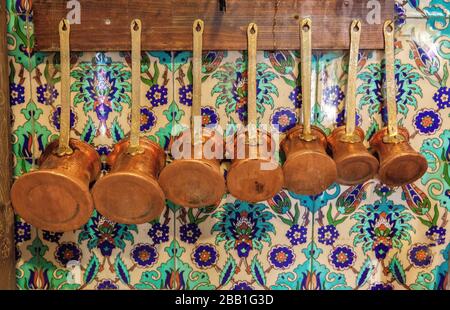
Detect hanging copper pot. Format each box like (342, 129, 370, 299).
(92, 20, 166, 224)
(226, 23, 284, 202)
(158, 20, 226, 208)
(159, 128, 225, 208)
(281, 18, 337, 195)
(369, 20, 427, 186)
(328, 20, 379, 185)
(11, 19, 101, 232)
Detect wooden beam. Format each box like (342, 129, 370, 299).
(0, 1, 16, 290)
(33, 0, 394, 51)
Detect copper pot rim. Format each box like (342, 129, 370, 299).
(281, 124, 328, 147)
(113, 136, 165, 155)
(369, 126, 411, 146)
(158, 159, 226, 208)
(92, 171, 166, 224)
(227, 161, 284, 203)
(11, 169, 94, 232)
(229, 156, 281, 169)
(108, 136, 166, 168)
(329, 126, 365, 141)
(377, 151, 427, 182)
(282, 156, 337, 195)
(39, 138, 101, 165)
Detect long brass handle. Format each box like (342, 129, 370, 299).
(56, 18, 73, 156)
(383, 20, 404, 144)
(299, 18, 315, 142)
(341, 19, 362, 143)
(128, 19, 144, 155)
(247, 23, 258, 157)
(192, 19, 204, 145)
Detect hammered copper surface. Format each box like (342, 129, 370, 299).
(92, 138, 166, 224)
(370, 127, 428, 187)
(281, 125, 337, 195)
(227, 130, 284, 203)
(11, 139, 101, 232)
(159, 129, 226, 208)
(328, 126, 379, 185)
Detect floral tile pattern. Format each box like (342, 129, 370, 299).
(6, 0, 450, 290)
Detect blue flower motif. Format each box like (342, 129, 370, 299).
(289, 86, 302, 108)
(14, 220, 31, 243)
(285, 225, 307, 246)
(10, 83, 25, 105)
(96, 279, 119, 290)
(374, 243, 390, 260)
(232, 281, 254, 290)
(131, 243, 158, 267)
(268, 245, 295, 269)
(98, 240, 115, 256)
(146, 84, 168, 107)
(127, 107, 156, 132)
(426, 226, 446, 245)
(317, 225, 339, 246)
(201, 106, 219, 127)
(323, 85, 345, 107)
(179, 84, 193, 106)
(78, 211, 137, 258)
(148, 223, 170, 244)
(433, 87, 450, 110)
(50, 106, 77, 130)
(328, 245, 356, 270)
(271, 108, 298, 133)
(211, 201, 275, 257)
(370, 282, 393, 290)
(192, 244, 218, 269)
(408, 244, 433, 268)
(42, 231, 63, 243)
(236, 242, 251, 258)
(54, 242, 82, 266)
(413, 109, 442, 135)
(36, 83, 58, 105)
(179, 223, 201, 244)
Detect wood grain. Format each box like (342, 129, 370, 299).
(34, 0, 394, 51)
(0, 2, 16, 290)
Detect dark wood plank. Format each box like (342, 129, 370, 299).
(0, 1, 16, 290)
(34, 0, 394, 51)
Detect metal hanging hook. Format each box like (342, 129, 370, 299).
(128, 18, 144, 155)
(340, 19, 362, 144)
(56, 18, 74, 156)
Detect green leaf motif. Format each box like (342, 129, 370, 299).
(80, 116, 96, 144)
(114, 254, 131, 285)
(389, 255, 406, 285)
(356, 257, 374, 288)
(219, 256, 237, 287)
(83, 253, 100, 285)
(250, 255, 266, 287)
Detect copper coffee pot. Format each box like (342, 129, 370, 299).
(328, 20, 379, 185)
(226, 23, 284, 203)
(11, 19, 101, 232)
(369, 21, 427, 186)
(92, 20, 166, 224)
(281, 18, 337, 195)
(158, 20, 226, 208)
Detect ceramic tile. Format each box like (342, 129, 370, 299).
(7, 0, 450, 290)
